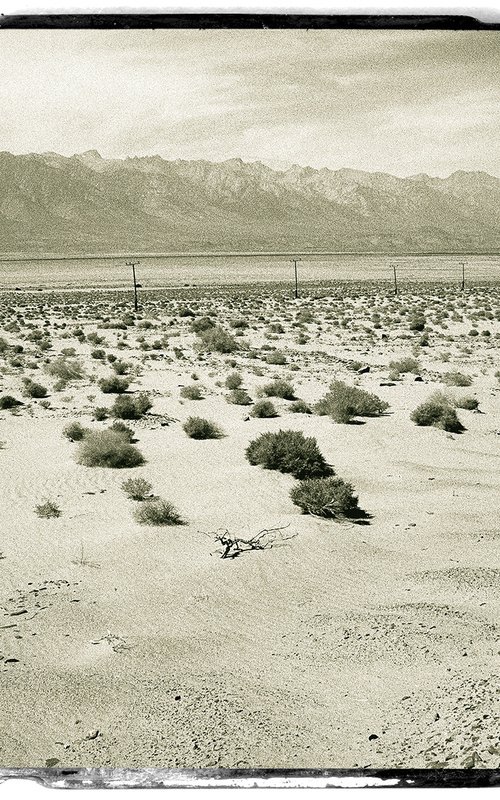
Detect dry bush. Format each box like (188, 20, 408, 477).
(34, 500, 61, 519)
(198, 326, 239, 353)
(290, 476, 361, 519)
(246, 429, 333, 479)
(121, 477, 153, 500)
(315, 381, 389, 423)
(227, 388, 252, 405)
(250, 399, 278, 418)
(454, 395, 479, 410)
(22, 378, 48, 399)
(182, 416, 224, 439)
(180, 385, 204, 400)
(388, 357, 420, 378)
(441, 371, 472, 387)
(62, 422, 89, 441)
(289, 399, 312, 414)
(46, 356, 84, 382)
(99, 375, 130, 394)
(77, 430, 145, 468)
(262, 379, 295, 400)
(134, 498, 185, 526)
(411, 392, 465, 433)
(225, 372, 243, 390)
(265, 351, 287, 365)
(0, 395, 23, 410)
(111, 392, 152, 419)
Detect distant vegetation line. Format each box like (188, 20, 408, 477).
(0, 250, 497, 263)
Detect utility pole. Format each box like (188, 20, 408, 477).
(291, 258, 302, 299)
(460, 262, 465, 291)
(392, 263, 398, 296)
(126, 260, 140, 311)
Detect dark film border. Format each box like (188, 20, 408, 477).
(0, 767, 500, 788)
(0, 10, 498, 790)
(0, 13, 499, 29)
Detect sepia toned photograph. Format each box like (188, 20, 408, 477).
(0, 17, 499, 783)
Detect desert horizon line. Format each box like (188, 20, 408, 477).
(0, 249, 496, 264)
(2, 149, 498, 182)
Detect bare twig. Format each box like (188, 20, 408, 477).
(200, 523, 296, 559)
(71, 542, 101, 569)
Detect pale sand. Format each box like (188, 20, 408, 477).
(0, 282, 498, 769)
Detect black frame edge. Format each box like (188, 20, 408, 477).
(0, 13, 499, 29)
(0, 768, 500, 788)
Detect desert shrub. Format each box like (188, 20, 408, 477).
(410, 393, 465, 433)
(296, 309, 314, 323)
(34, 500, 61, 519)
(441, 371, 472, 387)
(87, 332, 106, 345)
(245, 430, 333, 479)
(198, 326, 239, 353)
(45, 356, 84, 382)
(290, 476, 360, 518)
(112, 360, 131, 375)
(265, 351, 287, 365)
(227, 388, 252, 405)
(230, 318, 248, 329)
(191, 316, 215, 334)
(62, 422, 89, 441)
(109, 420, 135, 441)
(77, 430, 145, 468)
(315, 381, 389, 423)
(91, 348, 106, 360)
(468, 329, 479, 337)
(178, 306, 195, 317)
(454, 395, 479, 410)
(388, 357, 420, 377)
(94, 406, 109, 421)
(133, 498, 185, 526)
(0, 395, 23, 410)
(111, 392, 152, 420)
(121, 477, 153, 500)
(180, 384, 204, 400)
(99, 375, 130, 394)
(262, 379, 296, 400)
(22, 378, 48, 399)
(289, 399, 312, 414)
(250, 399, 278, 418)
(409, 315, 426, 332)
(182, 416, 223, 439)
(225, 372, 243, 390)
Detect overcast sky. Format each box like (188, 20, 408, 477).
(0, 28, 498, 176)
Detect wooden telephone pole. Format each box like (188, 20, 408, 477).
(291, 258, 302, 299)
(391, 263, 398, 296)
(126, 260, 140, 311)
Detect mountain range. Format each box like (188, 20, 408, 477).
(1, 150, 499, 256)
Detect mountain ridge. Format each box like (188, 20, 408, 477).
(1, 151, 498, 255)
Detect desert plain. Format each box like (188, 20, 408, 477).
(0, 277, 499, 770)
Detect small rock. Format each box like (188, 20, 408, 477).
(368, 734, 379, 741)
(85, 729, 100, 740)
(414, 375, 424, 382)
(357, 366, 370, 374)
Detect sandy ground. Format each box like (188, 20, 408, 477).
(0, 281, 499, 769)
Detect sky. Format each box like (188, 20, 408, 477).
(0, 28, 498, 177)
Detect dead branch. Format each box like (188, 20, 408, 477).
(200, 523, 296, 559)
